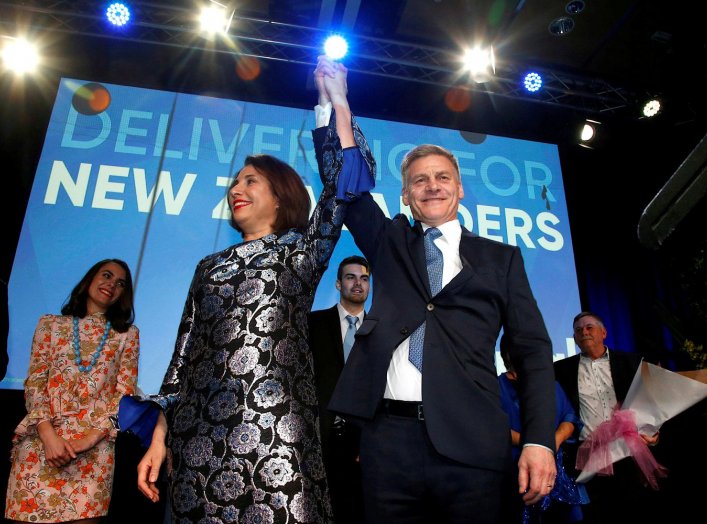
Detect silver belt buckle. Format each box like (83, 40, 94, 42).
(417, 404, 424, 421)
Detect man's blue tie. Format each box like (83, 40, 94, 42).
(408, 227, 443, 371)
(343, 314, 358, 362)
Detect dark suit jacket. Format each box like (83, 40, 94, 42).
(554, 349, 643, 416)
(308, 305, 346, 453)
(313, 126, 556, 472)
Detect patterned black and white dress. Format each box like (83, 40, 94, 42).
(155, 115, 374, 524)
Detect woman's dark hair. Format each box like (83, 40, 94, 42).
(229, 155, 310, 234)
(61, 259, 135, 333)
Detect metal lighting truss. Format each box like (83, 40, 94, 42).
(0, 0, 636, 114)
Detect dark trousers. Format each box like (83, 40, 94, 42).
(323, 421, 364, 524)
(581, 459, 661, 524)
(359, 412, 504, 524)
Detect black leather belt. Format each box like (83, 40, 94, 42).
(379, 399, 424, 420)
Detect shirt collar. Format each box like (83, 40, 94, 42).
(336, 302, 364, 323)
(580, 345, 610, 361)
(420, 219, 461, 244)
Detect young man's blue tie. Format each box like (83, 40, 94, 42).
(343, 314, 358, 362)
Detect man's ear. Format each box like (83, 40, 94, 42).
(402, 187, 409, 206)
(335, 280, 341, 290)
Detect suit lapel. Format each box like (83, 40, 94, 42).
(568, 356, 581, 409)
(325, 306, 345, 366)
(441, 228, 478, 294)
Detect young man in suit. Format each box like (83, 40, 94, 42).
(554, 311, 660, 524)
(308, 256, 370, 524)
(313, 57, 557, 524)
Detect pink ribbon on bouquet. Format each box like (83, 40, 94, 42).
(576, 408, 668, 490)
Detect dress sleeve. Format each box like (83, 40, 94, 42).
(117, 267, 201, 440)
(21, 315, 57, 435)
(304, 110, 376, 271)
(94, 325, 140, 440)
(156, 263, 202, 414)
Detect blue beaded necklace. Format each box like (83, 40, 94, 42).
(73, 316, 111, 372)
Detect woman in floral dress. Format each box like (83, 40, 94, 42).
(136, 67, 375, 523)
(5, 259, 140, 523)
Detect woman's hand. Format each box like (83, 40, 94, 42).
(315, 56, 348, 105)
(37, 420, 77, 468)
(137, 440, 167, 502)
(137, 411, 168, 502)
(314, 55, 335, 107)
(71, 429, 107, 453)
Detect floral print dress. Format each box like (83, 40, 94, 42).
(5, 313, 140, 523)
(153, 116, 374, 524)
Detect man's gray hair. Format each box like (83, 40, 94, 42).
(400, 144, 460, 186)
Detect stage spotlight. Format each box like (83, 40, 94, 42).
(200, 1, 235, 35)
(106, 2, 131, 27)
(579, 119, 601, 148)
(565, 1, 586, 15)
(324, 35, 348, 60)
(1, 37, 39, 74)
(549, 16, 575, 36)
(462, 46, 495, 83)
(523, 72, 543, 93)
(642, 98, 661, 118)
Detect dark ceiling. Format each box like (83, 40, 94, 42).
(236, 0, 707, 133)
(2, 0, 705, 139)
(1, 0, 706, 279)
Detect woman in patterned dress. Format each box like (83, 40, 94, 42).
(136, 66, 374, 524)
(5, 259, 140, 523)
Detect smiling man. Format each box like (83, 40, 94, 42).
(554, 311, 660, 524)
(323, 138, 557, 524)
(312, 57, 557, 524)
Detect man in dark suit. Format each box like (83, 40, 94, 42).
(554, 311, 660, 524)
(309, 256, 370, 524)
(313, 57, 557, 524)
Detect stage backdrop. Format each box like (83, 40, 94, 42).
(3, 78, 581, 393)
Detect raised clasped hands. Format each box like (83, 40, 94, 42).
(314, 55, 348, 107)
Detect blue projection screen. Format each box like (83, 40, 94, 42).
(4, 78, 581, 393)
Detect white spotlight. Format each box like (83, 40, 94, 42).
(462, 46, 495, 83)
(579, 119, 601, 148)
(324, 35, 348, 60)
(642, 99, 661, 118)
(1, 37, 39, 74)
(199, 2, 235, 35)
(580, 123, 595, 142)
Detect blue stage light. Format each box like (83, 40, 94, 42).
(523, 72, 543, 93)
(324, 35, 348, 60)
(106, 2, 131, 27)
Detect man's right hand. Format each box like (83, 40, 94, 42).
(314, 55, 335, 107)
